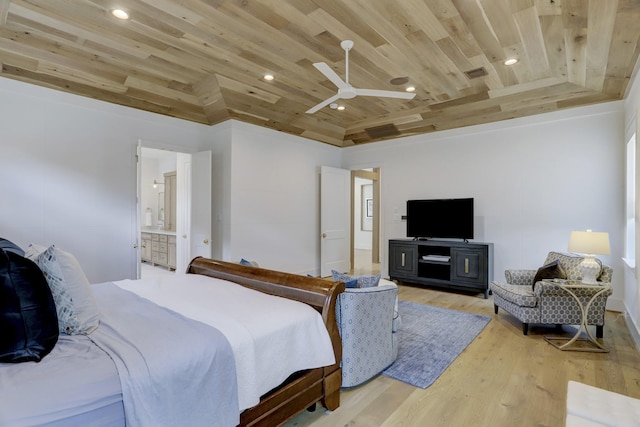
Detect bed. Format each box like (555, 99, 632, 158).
(0, 249, 345, 427)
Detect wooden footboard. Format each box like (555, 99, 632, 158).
(186, 258, 344, 427)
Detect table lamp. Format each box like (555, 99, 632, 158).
(567, 230, 610, 285)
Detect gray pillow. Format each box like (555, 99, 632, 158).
(28, 245, 100, 335)
(532, 260, 567, 290)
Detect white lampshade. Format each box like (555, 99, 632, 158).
(568, 230, 610, 255)
(568, 230, 610, 285)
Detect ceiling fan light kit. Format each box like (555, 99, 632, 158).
(306, 40, 416, 114)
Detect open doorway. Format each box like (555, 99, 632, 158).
(139, 148, 179, 278)
(137, 146, 213, 279)
(351, 168, 381, 276)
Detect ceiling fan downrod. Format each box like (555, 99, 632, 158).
(341, 40, 354, 85)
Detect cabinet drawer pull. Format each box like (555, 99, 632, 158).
(465, 258, 469, 274)
(401, 252, 405, 267)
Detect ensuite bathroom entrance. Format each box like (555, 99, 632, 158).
(136, 146, 212, 279)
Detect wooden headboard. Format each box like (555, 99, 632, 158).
(186, 257, 344, 425)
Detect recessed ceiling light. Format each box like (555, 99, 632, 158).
(337, 105, 345, 111)
(263, 74, 274, 81)
(504, 58, 519, 66)
(405, 86, 416, 92)
(111, 9, 129, 20)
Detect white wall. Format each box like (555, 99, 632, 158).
(140, 156, 160, 227)
(0, 78, 209, 282)
(342, 102, 625, 310)
(226, 121, 341, 275)
(0, 73, 631, 317)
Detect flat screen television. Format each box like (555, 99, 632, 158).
(406, 198, 474, 240)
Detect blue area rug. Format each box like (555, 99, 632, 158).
(382, 300, 491, 389)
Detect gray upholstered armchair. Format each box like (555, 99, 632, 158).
(335, 279, 399, 387)
(491, 252, 612, 337)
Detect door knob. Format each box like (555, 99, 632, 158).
(321, 233, 327, 238)
(203, 239, 209, 244)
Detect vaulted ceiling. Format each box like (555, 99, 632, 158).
(1, 0, 639, 147)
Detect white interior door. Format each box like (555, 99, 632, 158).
(190, 151, 212, 261)
(320, 166, 351, 277)
(134, 141, 142, 279)
(176, 153, 191, 273)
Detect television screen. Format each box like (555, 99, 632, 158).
(406, 198, 474, 240)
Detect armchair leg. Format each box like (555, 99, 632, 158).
(494, 304, 498, 314)
(596, 325, 604, 339)
(522, 323, 529, 335)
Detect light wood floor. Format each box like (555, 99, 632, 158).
(286, 256, 640, 427)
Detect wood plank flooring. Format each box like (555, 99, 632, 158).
(286, 268, 640, 426)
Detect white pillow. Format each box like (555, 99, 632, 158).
(27, 244, 100, 335)
(24, 243, 47, 259)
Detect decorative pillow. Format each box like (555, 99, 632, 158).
(344, 279, 359, 288)
(24, 243, 47, 260)
(532, 260, 567, 290)
(0, 249, 58, 363)
(29, 245, 100, 335)
(239, 258, 259, 267)
(331, 270, 381, 288)
(0, 238, 25, 257)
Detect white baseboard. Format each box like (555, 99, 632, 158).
(607, 296, 625, 313)
(624, 307, 640, 354)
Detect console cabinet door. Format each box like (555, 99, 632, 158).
(451, 248, 485, 285)
(389, 243, 417, 276)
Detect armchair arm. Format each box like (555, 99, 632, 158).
(534, 281, 613, 298)
(599, 265, 613, 283)
(534, 281, 612, 325)
(505, 269, 537, 286)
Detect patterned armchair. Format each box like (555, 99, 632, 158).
(491, 252, 612, 337)
(336, 279, 399, 387)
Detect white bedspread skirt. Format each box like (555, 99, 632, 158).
(115, 274, 336, 411)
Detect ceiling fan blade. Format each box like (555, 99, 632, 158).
(313, 63, 348, 89)
(355, 88, 416, 100)
(305, 93, 341, 114)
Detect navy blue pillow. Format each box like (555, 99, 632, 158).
(0, 238, 24, 257)
(0, 249, 58, 363)
(344, 279, 358, 288)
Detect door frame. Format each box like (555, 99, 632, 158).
(137, 145, 183, 278)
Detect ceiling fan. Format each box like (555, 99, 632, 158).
(306, 40, 416, 114)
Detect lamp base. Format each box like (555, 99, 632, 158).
(580, 255, 601, 285)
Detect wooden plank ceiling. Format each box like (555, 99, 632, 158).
(1, 0, 639, 147)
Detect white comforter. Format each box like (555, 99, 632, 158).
(115, 274, 336, 411)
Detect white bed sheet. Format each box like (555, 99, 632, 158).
(0, 335, 124, 427)
(115, 274, 336, 411)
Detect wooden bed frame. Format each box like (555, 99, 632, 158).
(186, 257, 345, 427)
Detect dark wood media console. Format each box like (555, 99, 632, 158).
(389, 239, 494, 298)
